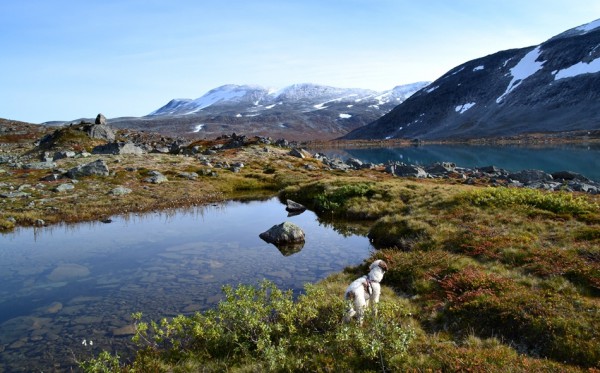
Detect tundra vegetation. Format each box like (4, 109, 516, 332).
(0, 122, 598, 371)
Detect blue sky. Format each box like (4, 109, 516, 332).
(1, 0, 599, 123)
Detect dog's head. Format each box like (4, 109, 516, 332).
(370, 259, 388, 272)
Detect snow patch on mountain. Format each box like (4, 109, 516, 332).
(148, 81, 430, 118)
(339, 114, 352, 119)
(496, 46, 545, 103)
(555, 57, 600, 80)
(455, 102, 476, 114)
(185, 86, 251, 114)
(575, 18, 600, 34)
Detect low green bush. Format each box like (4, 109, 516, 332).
(368, 214, 434, 249)
(81, 280, 415, 372)
(460, 187, 598, 216)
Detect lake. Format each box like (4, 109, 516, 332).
(0, 198, 372, 372)
(317, 143, 600, 182)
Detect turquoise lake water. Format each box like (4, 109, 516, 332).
(318, 143, 600, 181)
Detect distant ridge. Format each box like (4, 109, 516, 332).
(105, 82, 429, 140)
(343, 18, 600, 140)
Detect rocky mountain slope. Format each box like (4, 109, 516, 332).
(343, 19, 600, 140)
(107, 82, 429, 140)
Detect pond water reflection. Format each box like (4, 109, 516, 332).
(0, 198, 372, 372)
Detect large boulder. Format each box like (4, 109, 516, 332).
(386, 163, 428, 178)
(66, 159, 110, 178)
(95, 113, 107, 125)
(508, 169, 553, 184)
(425, 162, 456, 175)
(92, 141, 144, 155)
(551, 170, 590, 182)
(289, 148, 312, 159)
(259, 222, 305, 245)
(84, 123, 115, 142)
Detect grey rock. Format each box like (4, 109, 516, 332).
(551, 170, 590, 182)
(478, 165, 502, 174)
(95, 113, 107, 125)
(259, 222, 305, 245)
(285, 199, 306, 213)
(386, 163, 428, 178)
(289, 148, 312, 159)
(569, 181, 599, 194)
(66, 159, 110, 178)
(86, 123, 115, 141)
(53, 150, 76, 160)
(92, 141, 144, 155)
(177, 172, 198, 180)
(508, 169, 553, 184)
(0, 191, 30, 198)
(345, 158, 364, 169)
(325, 158, 351, 171)
(22, 161, 57, 170)
(426, 162, 456, 175)
(109, 186, 132, 196)
(54, 183, 75, 193)
(152, 146, 171, 154)
(144, 171, 168, 184)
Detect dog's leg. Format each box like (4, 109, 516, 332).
(355, 296, 367, 325)
(344, 305, 356, 323)
(371, 283, 381, 317)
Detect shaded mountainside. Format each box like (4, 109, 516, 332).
(343, 19, 600, 140)
(104, 82, 429, 141)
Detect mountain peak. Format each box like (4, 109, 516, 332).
(343, 18, 600, 141)
(547, 18, 600, 41)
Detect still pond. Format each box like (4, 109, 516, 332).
(0, 198, 372, 371)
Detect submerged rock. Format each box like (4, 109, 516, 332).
(47, 263, 90, 282)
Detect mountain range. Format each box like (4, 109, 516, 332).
(108, 82, 429, 140)
(343, 18, 600, 140)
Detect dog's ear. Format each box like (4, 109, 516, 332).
(378, 261, 388, 272)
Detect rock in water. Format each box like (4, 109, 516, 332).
(285, 199, 306, 213)
(259, 222, 305, 245)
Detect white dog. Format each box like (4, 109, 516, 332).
(344, 259, 388, 324)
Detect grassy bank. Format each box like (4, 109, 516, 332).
(81, 174, 599, 372)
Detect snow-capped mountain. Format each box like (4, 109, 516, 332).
(148, 85, 272, 116)
(343, 18, 600, 140)
(110, 82, 429, 140)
